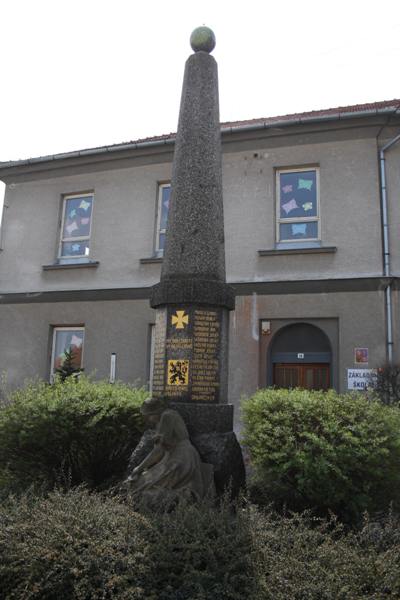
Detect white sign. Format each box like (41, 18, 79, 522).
(347, 368, 376, 390)
(297, 353, 304, 359)
(109, 353, 116, 384)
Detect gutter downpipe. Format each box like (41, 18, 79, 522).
(379, 132, 400, 364)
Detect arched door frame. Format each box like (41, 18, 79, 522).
(260, 319, 337, 389)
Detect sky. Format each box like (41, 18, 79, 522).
(0, 0, 399, 206)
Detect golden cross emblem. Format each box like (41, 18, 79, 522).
(172, 310, 189, 329)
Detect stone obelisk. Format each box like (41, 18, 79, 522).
(150, 27, 244, 493)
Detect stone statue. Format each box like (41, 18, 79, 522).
(125, 398, 214, 506)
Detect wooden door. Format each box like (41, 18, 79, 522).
(273, 363, 330, 390)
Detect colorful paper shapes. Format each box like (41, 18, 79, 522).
(66, 222, 79, 235)
(282, 184, 293, 193)
(292, 223, 307, 236)
(282, 198, 298, 214)
(71, 334, 83, 347)
(81, 217, 90, 225)
(79, 200, 91, 211)
(71, 243, 81, 252)
(302, 202, 313, 211)
(69, 209, 77, 218)
(298, 178, 313, 191)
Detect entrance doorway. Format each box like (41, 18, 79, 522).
(274, 363, 330, 390)
(270, 323, 332, 391)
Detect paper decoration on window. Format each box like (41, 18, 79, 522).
(81, 217, 90, 225)
(69, 209, 77, 218)
(282, 198, 298, 214)
(79, 200, 91, 211)
(66, 222, 79, 235)
(282, 184, 293, 193)
(71, 334, 83, 347)
(163, 198, 169, 209)
(292, 223, 307, 236)
(302, 202, 313, 211)
(298, 178, 313, 191)
(71, 243, 81, 252)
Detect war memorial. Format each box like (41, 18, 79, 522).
(126, 27, 245, 497)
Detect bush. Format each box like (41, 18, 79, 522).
(250, 507, 400, 599)
(1, 488, 400, 599)
(242, 388, 400, 523)
(371, 364, 400, 405)
(142, 494, 257, 599)
(0, 377, 147, 491)
(0, 488, 151, 599)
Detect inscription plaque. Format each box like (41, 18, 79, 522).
(151, 308, 167, 399)
(152, 305, 223, 403)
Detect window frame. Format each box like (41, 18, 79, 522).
(155, 182, 171, 257)
(58, 192, 94, 262)
(276, 166, 320, 246)
(50, 326, 85, 382)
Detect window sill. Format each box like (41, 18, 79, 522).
(42, 261, 100, 271)
(140, 257, 163, 264)
(258, 246, 337, 257)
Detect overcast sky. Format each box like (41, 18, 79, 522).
(0, 0, 399, 166)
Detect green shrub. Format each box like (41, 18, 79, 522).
(1, 488, 400, 599)
(0, 377, 147, 491)
(0, 488, 151, 599)
(242, 388, 400, 523)
(142, 495, 258, 600)
(250, 507, 400, 599)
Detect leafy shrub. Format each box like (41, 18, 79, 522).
(0, 377, 147, 491)
(142, 494, 258, 600)
(242, 388, 400, 523)
(0, 488, 151, 599)
(250, 507, 400, 599)
(1, 488, 400, 599)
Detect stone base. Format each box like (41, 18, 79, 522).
(192, 431, 245, 497)
(170, 402, 233, 434)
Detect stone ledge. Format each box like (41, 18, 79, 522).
(42, 261, 100, 270)
(139, 257, 163, 265)
(151, 279, 235, 310)
(258, 246, 337, 256)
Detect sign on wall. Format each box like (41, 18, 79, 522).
(347, 368, 376, 390)
(354, 348, 368, 364)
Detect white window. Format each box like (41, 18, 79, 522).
(155, 183, 170, 256)
(50, 327, 85, 381)
(59, 193, 94, 262)
(276, 168, 320, 246)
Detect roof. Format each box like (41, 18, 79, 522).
(1, 99, 399, 170)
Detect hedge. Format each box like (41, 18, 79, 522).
(0, 488, 399, 599)
(0, 377, 147, 491)
(242, 387, 400, 523)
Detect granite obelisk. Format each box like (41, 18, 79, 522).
(149, 27, 244, 493)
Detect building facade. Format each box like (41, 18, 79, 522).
(0, 100, 399, 428)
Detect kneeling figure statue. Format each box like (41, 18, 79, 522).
(125, 397, 214, 506)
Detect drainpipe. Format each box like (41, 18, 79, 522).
(379, 132, 400, 364)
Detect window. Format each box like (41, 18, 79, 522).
(59, 193, 94, 263)
(50, 327, 84, 381)
(276, 168, 319, 246)
(155, 183, 170, 256)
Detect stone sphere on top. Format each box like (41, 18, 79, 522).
(190, 26, 216, 53)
